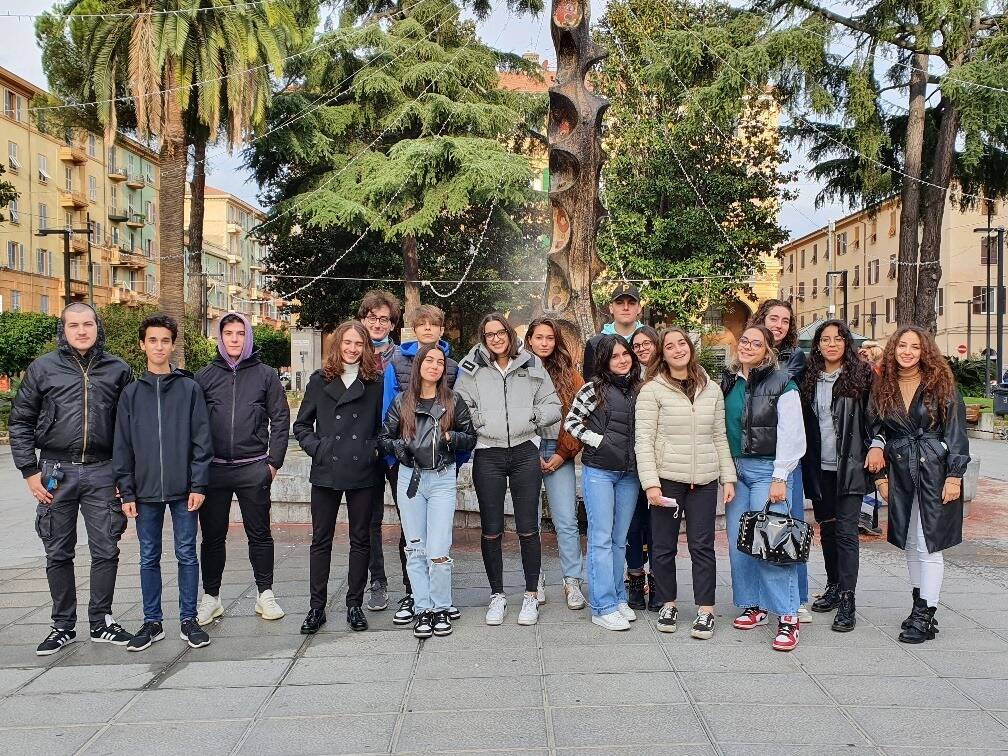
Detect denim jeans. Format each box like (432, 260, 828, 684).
(791, 464, 809, 603)
(725, 457, 800, 617)
(540, 439, 584, 581)
(582, 465, 640, 616)
(136, 499, 199, 623)
(397, 465, 457, 612)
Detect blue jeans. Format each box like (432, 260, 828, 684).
(791, 464, 809, 603)
(397, 465, 456, 612)
(136, 499, 199, 623)
(540, 439, 584, 581)
(582, 465, 639, 616)
(725, 458, 800, 617)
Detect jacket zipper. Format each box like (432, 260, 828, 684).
(77, 355, 96, 462)
(502, 370, 512, 447)
(157, 376, 165, 501)
(229, 369, 238, 460)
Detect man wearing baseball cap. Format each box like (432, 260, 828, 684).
(582, 282, 644, 379)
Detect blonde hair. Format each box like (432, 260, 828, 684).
(725, 325, 779, 374)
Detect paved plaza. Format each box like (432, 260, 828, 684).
(0, 447, 1007, 754)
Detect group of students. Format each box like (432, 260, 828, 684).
(10, 283, 969, 656)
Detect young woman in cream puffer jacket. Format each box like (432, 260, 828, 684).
(633, 327, 736, 639)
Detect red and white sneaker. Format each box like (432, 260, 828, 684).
(772, 615, 800, 651)
(733, 607, 768, 629)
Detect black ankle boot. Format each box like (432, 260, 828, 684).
(898, 597, 936, 644)
(626, 573, 646, 610)
(901, 588, 938, 632)
(647, 573, 660, 611)
(831, 591, 856, 632)
(811, 584, 841, 613)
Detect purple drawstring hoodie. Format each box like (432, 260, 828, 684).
(218, 311, 254, 368)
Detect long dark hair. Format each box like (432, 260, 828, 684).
(591, 334, 641, 410)
(872, 325, 956, 424)
(645, 326, 708, 391)
(525, 317, 577, 407)
(749, 298, 798, 351)
(477, 312, 520, 359)
(397, 343, 455, 440)
(800, 319, 873, 401)
(323, 321, 380, 382)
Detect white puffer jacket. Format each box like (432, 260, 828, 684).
(634, 370, 737, 490)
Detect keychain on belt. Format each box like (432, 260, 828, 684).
(45, 462, 64, 492)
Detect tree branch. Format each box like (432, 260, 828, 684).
(787, 0, 940, 54)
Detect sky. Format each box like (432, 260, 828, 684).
(0, 0, 837, 239)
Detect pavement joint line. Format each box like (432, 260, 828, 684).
(532, 605, 555, 754)
(388, 627, 430, 754)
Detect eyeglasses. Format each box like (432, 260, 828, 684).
(364, 314, 391, 326)
(484, 328, 509, 342)
(738, 337, 764, 349)
(819, 337, 845, 346)
(632, 342, 653, 352)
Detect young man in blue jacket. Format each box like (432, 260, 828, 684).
(113, 314, 214, 651)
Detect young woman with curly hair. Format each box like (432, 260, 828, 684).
(798, 320, 874, 632)
(866, 326, 970, 644)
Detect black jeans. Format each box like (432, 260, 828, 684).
(309, 485, 372, 609)
(472, 441, 542, 594)
(649, 480, 718, 607)
(199, 462, 276, 595)
(368, 464, 411, 592)
(811, 470, 861, 591)
(625, 489, 652, 572)
(34, 459, 126, 628)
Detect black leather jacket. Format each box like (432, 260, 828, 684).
(721, 365, 792, 457)
(800, 376, 871, 498)
(379, 392, 477, 470)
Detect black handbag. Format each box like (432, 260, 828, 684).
(737, 500, 813, 565)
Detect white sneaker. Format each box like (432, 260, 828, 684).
(196, 594, 224, 626)
(255, 589, 285, 621)
(485, 593, 507, 626)
(537, 571, 547, 605)
(517, 594, 540, 626)
(617, 602, 637, 622)
(798, 604, 813, 624)
(563, 577, 586, 610)
(592, 610, 631, 631)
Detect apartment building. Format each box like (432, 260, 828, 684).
(184, 186, 291, 331)
(778, 195, 1008, 356)
(1, 66, 160, 315)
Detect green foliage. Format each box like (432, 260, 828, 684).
(98, 305, 216, 375)
(0, 312, 60, 377)
(0, 377, 21, 436)
(0, 165, 17, 214)
(947, 356, 988, 397)
(184, 319, 217, 373)
(252, 325, 291, 370)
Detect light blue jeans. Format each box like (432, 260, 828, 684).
(725, 457, 801, 617)
(397, 465, 457, 612)
(540, 439, 584, 582)
(583, 465, 640, 617)
(791, 464, 809, 604)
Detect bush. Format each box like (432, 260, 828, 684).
(0, 376, 21, 435)
(252, 325, 291, 370)
(98, 304, 217, 374)
(0, 311, 59, 376)
(947, 357, 987, 397)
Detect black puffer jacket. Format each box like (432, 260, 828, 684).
(721, 366, 792, 457)
(800, 370, 872, 498)
(112, 369, 213, 504)
(779, 346, 807, 382)
(9, 306, 133, 477)
(581, 384, 637, 473)
(379, 392, 477, 470)
(196, 353, 291, 469)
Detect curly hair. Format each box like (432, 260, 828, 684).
(800, 319, 873, 401)
(871, 325, 956, 425)
(748, 299, 798, 351)
(323, 321, 380, 383)
(525, 317, 578, 408)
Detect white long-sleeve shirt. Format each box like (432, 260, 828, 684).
(773, 390, 806, 481)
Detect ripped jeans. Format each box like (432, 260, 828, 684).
(396, 465, 457, 612)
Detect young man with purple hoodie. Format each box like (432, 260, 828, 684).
(194, 313, 291, 625)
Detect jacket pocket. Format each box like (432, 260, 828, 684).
(108, 502, 128, 539)
(34, 398, 57, 447)
(35, 504, 52, 541)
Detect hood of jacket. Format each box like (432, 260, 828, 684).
(57, 302, 107, 363)
(217, 311, 254, 368)
(399, 338, 452, 359)
(137, 367, 194, 387)
(601, 321, 643, 337)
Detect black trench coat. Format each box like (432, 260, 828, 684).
(869, 387, 970, 553)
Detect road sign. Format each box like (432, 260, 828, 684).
(958, 344, 968, 356)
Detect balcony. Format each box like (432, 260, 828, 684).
(58, 144, 87, 164)
(111, 281, 158, 307)
(227, 283, 242, 295)
(227, 222, 242, 234)
(70, 236, 89, 255)
(227, 254, 241, 265)
(109, 247, 149, 269)
(69, 278, 89, 298)
(107, 166, 127, 182)
(108, 207, 129, 222)
(125, 172, 146, 189)
(250, 260, 265, 271)
(59, 190, 88, 209)
(126, 212, 146, 228)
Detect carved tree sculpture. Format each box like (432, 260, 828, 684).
(542, 0, 610, 342)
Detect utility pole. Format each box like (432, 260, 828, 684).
(955, 298, 973, 356)
(975, 225, 1003, 393)
(997, 227, 1005, 384)
(826, 270, 848, 322)
(85, 214, 94, 306)
(36, 225, 92, 305)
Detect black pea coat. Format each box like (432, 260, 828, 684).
(293, 369, 384, 491)
(868, 387, 970, 552)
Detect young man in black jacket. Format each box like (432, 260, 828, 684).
(113, 314, 213, 651)
(195, 312, 291, 625)
(582, 283, 644, 380)
(9, 302, 134, 656)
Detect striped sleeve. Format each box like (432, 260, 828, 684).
(563, 383, 604, 449)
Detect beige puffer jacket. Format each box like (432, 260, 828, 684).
(634, 370, 737, 490)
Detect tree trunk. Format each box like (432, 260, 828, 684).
(160, 68, 189, 366)
(402, 233, 420, 326)
(895, 50, 929, 327)
(914, 99, 960, 332)
(186, 136, 207, 325)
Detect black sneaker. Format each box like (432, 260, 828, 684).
(90, 616, 132, 645)
(36, 627, 76, 656)
(127, 621, 165, 652)
(413, 611, 434, 639)
(690, 611, 715, 640)
(180, 618, 211, 648)
(432, 610, 452, 636)
(657, 604, 678, 633)
(393, 595, 415, 626)
(447, 605, 461, 620)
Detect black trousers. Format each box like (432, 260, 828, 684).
(472, 441, 542, 594)
(649, 480, 718, 607)
(368, 463, 411, 592)
(200, 462, 275, 595)
(309, 485, 372, 609)
(811, 470, 861, 591)
(625, 489, 652, 571)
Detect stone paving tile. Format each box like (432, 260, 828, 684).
(0, 592, 53, 609)
(0, 725, 100, 755)
(815, 673, 980, 708)
(537, 621, 654, 647)
(951, 609, 1008, 629)
(940, 592, 1008, 612)
(550, 704, 707, 748)
(265, 680, 406, 717)
(21, 663, 157, 693)
(414, 623, 539, 651)
(792, 645, 938, 676)
(879, 748, 1008, 756)
(407, 674, 541, 711)
(911, 649, 1008, 678)
(947, 677, 1008, 709)
(58, 638, 187, 667)
(698, 703, 870, 746)
(543, 642, 667, 675)
(240, 713, 396, 755)
(681, 671, 831, 705)
(718, 747, 879, 756)
(544, 671, 687, 707)
(118, 685, 273, 722)
(284, 653, 416, 685)
(554, 747, 715, 756)
(845, 706, 1008, 748)
(180, 633, 303, 662)
(874, 626, 1008, 651)
(84, 720, 250, 755)
(395, 708, 547, 752)
(0, 690, 133, 726)
(662, 642, 804, 673)
(413, 646, 539, 680)
(302, 630, 420, 657)
(156, 658, 290, 689)
(856, 605, 981, 630)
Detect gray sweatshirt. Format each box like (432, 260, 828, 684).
(814, 369, 841, 471)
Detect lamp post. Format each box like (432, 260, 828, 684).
(36, 225, 94, 305)
(954, 297, 978, 356)
(974, 226, 1006, 394)
(826, 270, 848, 322)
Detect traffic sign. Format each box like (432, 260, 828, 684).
(958, 344, 968, 356)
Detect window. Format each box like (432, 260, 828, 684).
(800, 315, 805, 328)
(92, 262, 102, 285)
(8, 198, 18, 224)
(64, 165, 73, 191)
(886, 298, 892, 323)
(801, 249, 806, 269)
(853, 303, 860, 324)
(64, 211, 72, 230)
(888, 254, 897, 280)
(145, 200, 153, 223)
(853, 264, 860, 287)
(38, 154, 49, 183)
(110, 185, 117, 208)
(870, 218, 877, 244)
(812, 244, 818, 265)
(787, 255, 793, 273)
(853, 226, 860, 249)
(88, 134, 96, 157)
(889, 210, 898, 237)
(981, 236, 999, 266)
(146, 273, 155, 293)
(836, 231, 847, 256)
(4, 90, 24, 121)
(6, 241, 25, 270)
(812, 277, 818, 298)
(972, 286, 1007, 315)
(10, 290, 20, 311)
(868, 259, 880, 285)
(936, 287, 944, 317)
(144, 238, 152, 257)
(39, 295, 49, 315)
(88, 175, 97, 202)
(798, 281, 806, 299)
(107, 146, 116, 168)
(7, 141, 19, 172)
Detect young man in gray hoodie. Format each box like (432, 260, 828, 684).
(194, 312, 291, 625)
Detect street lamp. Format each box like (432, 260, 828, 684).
(954, 294, 985, 357)
(826, 270, 848, 322)
(36, 224, 94, 305)
(974, 226, 1006, 394)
